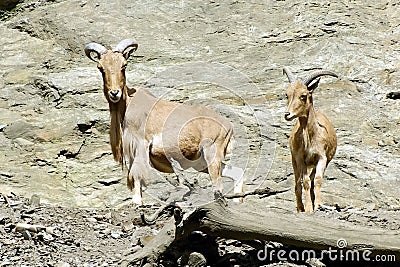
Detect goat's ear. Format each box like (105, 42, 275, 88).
(87, 51, 101, 62)
(123, 46, 137, 60)
(307, 78, 320, 93)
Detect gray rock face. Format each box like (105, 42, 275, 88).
(0, 0, 399, 212)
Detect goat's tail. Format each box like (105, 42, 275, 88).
(123, 130, 148, 190)
(127, 162, 148, 190)
(223, 127, 235, 160)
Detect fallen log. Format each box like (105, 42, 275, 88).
(123, 199, 400, 266)
(176, 201, 400, 259)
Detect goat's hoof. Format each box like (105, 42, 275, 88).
(304, 208, 314, 214)
(233, 197, 244, 203)
(213, 190, 223, 200)
(131, 196, 143, 206)
(213, 190, 227, 206)
(296, 206, 305, 213)
(182, 180, 195, 190)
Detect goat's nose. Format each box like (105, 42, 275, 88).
(110, 90, 119, 97)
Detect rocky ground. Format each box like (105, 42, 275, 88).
(1, 0, 400, 266)
(1, 191, 399, 266)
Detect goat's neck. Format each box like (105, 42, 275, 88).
(298, 106, 318, 144)
(108, 86, 128, 165)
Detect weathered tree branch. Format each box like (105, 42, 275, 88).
(141, 187, 289, 225)
(224, 187, 290, 199)
(123, 199, 400, 266)
(120, 217, 176, 267)
(176, 201, 400, 258)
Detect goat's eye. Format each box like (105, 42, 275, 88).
(300, 95, 307, 101)
(122, 64, 127, 70)
(285, 94, 288, 99)
(97, 65, 103, 71)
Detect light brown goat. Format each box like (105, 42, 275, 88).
(283, 67, 338, 213)
(84, 39, 244, 205)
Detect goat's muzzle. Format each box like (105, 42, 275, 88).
(108, 90, 122, 103)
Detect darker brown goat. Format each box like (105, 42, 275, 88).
(283, 67, 338, 213)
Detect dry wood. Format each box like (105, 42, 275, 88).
(176, 201, 400, 258)
(224, 187, 290, 199)
(141, 187, 289, 225)
(140, 204, 178, 225)
(123, 200, 400, 266)
(120, 217, 176, 267)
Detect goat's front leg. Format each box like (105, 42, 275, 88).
(169, 157, 196, 190)
(203, 143, 224, 198)
(208, 161, 223, 193)
(314, 157, 327, 210)
(303, 165, 314, 214)
(293, 157, 304, 212)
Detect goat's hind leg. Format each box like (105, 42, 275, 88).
(303, 165, 314, 213)
(314, 158, 327, 210)
(222, 163, 244, 203)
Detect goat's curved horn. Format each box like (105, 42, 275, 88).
(283, 67, 297, 83)
(303, 70, 338, 86)
(84, 43, 108, 62)
(113, 38, 138, 59)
